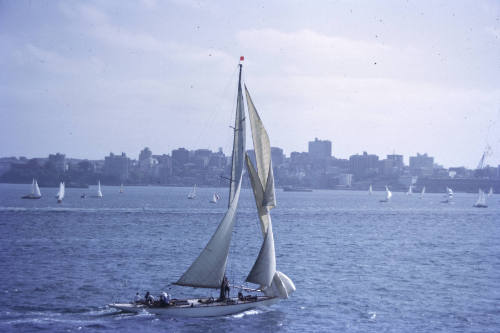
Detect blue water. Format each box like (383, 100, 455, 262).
(0, 183, 499, 332)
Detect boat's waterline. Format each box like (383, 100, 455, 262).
(109, 296, 279, 317)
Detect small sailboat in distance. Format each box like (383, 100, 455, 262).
(97, 180, 103, 198)
(57, 182, 65, 203)
(209, 193, 220, 204)
(441, 187, 453, 203)
(368, 184, 373, 195)
(187, 184, 197, 199)
(109, 57, 295, 317)
(380, 185, 392, 202)
(488, 187, 493, 196)
(120, 183, 124, 194)
(473, 189, 488, 208)
(420, 186, 426, 199)
(22, 179, 42, 199)
(407, 185, 413, 195)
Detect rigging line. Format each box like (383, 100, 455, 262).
(191, 64, 240, 153)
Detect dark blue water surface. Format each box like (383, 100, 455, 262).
(0, 183, 499, 332)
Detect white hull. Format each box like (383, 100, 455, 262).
(109, 296, 279, 317)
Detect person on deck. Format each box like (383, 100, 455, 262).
(220, 275, 230, 300)
(145, 291, 154, 305)
(134, 292, 142, 304)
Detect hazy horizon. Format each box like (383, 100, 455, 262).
(1, 0, 499, 169)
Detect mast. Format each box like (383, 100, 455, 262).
(175, 59, 246, 288)
(229, 61, 245, 206)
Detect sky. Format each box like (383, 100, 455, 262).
(1, 0, 499, 168)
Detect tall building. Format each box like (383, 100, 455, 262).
(410, 153, 434, 170)
(271, 147, 285, 166)
(387, 154, 404, 169)
(172, 148, 189, 166)
(409, 153, 434, 176)
(308, 138, 332, 160)
(104, 152, 130, 180)
(349, 152, 379, 179)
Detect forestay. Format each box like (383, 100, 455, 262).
(176, 64, 246, 289)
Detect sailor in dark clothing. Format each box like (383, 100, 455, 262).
(220, 275, 230, 300)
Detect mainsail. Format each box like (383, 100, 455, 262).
(57, 182, 65, 201)
(385, 185, 392, 200)
(176, 63, 246, 289)
(34, 180, 41, 197)
(97, 181, 103, 197)
(475, 189, 487, 206)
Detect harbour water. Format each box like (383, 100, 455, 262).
(0, 183, 499, 332)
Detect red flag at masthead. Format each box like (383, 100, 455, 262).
(240, 56, 244, 61)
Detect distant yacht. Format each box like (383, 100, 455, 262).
(420, 186, 426, 199)
(488, 187, 493, 196)
(441, 187, 453, 203)
(22, 179, 42, 199)
(380, 185, 392, 203)
(473, 189, 488, 208)
(368, 184, 373, 195)
(209, 193, 220, 204)
(120, 184, 124, 194)
(282, 186, 312, 192)
(91, 180, 103, 198)
(406, 185, 413, 195)
(187, 184, 197, 199)
(56, 182, 65, 203)
(97, 181, 103, 198)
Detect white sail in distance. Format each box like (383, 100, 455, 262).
(176, 63, 246, 289)
(475, 189, 487, 206)
(385, 186, 392, 200)
(57, 182, 65, 201)
(34, 180, 41, 197)
(97, 181, 103, 198)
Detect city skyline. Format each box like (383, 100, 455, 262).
(0, 138, 493, 170)
(1, 1, 500, 169)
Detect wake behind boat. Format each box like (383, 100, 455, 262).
(109, 58, 295, 317)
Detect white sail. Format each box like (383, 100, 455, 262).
(244, 86, 293, 298)
(30, 179, 35, 194)
(385, 186, 392, 200)
(57, 182, 65, 201)
(407, 185, 412, 195)
(245, 86, 276, 216)
(488, 187, 493, 196)
(187, 184, 197, 199)
(246, 218, 276, 288)
(475, 189, 487, 206)
(34, 180, 41, 197)
(447, 187, 453, 198)
(176, 64, 246, 289)
(120, 184, 124, 193)
(97, 180, 103, 198)
(210, 193, 219, 203)
(420, 186, 425, 198)
(176, 183, 242, 288)
(368, 184, 373, 195)
(56, 183, 61, 198)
